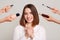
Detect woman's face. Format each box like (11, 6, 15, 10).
(24, 8, 34, 23)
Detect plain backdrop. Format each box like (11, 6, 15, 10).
(0, 0, 60, 40)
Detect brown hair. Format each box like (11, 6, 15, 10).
(20, 4, 39, 27)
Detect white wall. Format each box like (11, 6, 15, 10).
(0, 0, 60, 40)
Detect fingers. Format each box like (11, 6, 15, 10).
(40, 14, 52, 21)
(4, 14, 16, 22)
(10, 15, 16, 20)
(25, 27, 34, 37)
(51, 8, 59, 13)
(0, 5, 13, 14)
(3, 13, 20, 22)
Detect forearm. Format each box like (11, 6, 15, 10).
(0, 8, 6, 14)
(52, 18, 60, 24)
(0, 18, 6, 23)
(56, 10, 60, 15)
(0, 9, 4, 14)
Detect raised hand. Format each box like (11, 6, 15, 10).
(0, 5, 13, 14)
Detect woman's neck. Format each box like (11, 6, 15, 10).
(26, 23, 32, 28)
(27, 22, 32, 25)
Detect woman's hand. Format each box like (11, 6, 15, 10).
(0, 5, 13, 14)
(42, 14, 54, 22)
(25, 27, 34, 39)
(4, 14, 16, 22)
(41, 14, 60, 24)
(51, 8, 60, 15)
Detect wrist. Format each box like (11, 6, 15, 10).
(55, 10, 60, 15)
(0, 18, 6, 23)
(2, 18, 6, 22)
(51, 18, 60, 24)
(51, 18, 56, 22)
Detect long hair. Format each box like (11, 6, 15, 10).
(20, 4, 39, 27)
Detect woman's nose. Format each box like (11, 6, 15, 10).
(27, 14, 30, 17)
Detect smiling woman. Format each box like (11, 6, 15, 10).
(13, 4, 46, 40)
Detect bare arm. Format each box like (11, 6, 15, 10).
(0, 18, 6, 23)
(41, 14, 60, 24)
(51, 18, 60, 24)
(0, 5, 13, 14)
(51, 8, 60, 15)
(0, 14, 16, 23)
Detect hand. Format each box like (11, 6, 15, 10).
(41, 14, 60, 24)
(3, 14, 16, 22)
(0, 5, 13, 14)
(42, 14, 54, 22)
(51, 8, 60, 14)
(25, 27, 34, 39)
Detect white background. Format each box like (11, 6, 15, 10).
(0, 0, 60, 40)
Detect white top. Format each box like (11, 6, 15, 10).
(13, 25, 46, 40)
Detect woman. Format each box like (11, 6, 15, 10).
(13, 4, 46, 40)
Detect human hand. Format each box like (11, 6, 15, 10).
(51, 8, 60, 14)
(0, 5, 13, 14)
(41, 14, 54, 22)
(25, 27, 34, 39)
(40, 13, 60, 24)
(3, 14, 16, 22)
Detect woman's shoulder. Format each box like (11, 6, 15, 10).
(35, 24, 45, 31)
(36, 24, 44, 28)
